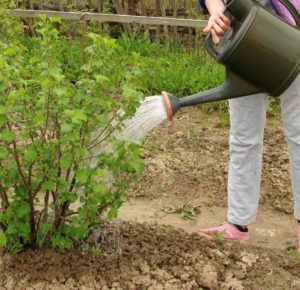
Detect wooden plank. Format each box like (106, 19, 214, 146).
(172, 0, 178, 37)
(155, 0, 161, 16)
(11, 9, 208, 28)
(112, 0, 131, 32)
(161, 2, 169, 41)
(140, 0, 149, 34)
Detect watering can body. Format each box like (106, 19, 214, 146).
(209, 0, 300, 96)
(163, 0, 300, 120)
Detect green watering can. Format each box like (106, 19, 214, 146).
(162, 0, 300, 120)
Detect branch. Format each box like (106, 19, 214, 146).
(88, 112, 118, 150)
(32, 175, 47, 197)
(0, 221, 7, 232)
(6, 122, 30, 193)
(0, 182, 9, 209)
(28, 161, 35, 189)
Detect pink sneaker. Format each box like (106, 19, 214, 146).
(194, 222, 250, 242)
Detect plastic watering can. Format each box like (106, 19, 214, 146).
(162, 0, 300, 120)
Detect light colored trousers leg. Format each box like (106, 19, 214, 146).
(227, 74, 300, 225)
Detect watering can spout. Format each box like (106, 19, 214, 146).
(162, 69, 261, 121)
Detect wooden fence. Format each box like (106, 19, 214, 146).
(18, 0, 202, 18)
(12, 9, 207, 28)
(12, 8, 208, 44)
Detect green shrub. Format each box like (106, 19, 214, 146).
(0, 12, 144, 253)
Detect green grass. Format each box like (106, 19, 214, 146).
(117, 33, 225, 97)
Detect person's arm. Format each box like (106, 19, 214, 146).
(201, 0, 231, 44)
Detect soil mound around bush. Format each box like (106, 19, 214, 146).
(1, 222, 300, 290)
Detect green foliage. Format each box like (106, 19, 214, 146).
(0, 15, 144, 252)
(117, 33, 225, 97)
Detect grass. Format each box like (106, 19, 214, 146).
(117, 33, 225, 97)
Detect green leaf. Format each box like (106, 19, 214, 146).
(16, 203, 31, 219)
(0, 130, 16, 143)
(32, 113, 45, 126)
(0, 105, 6, 115)
(95, 75, 110, 83)
(122, 84, 140, 101)
(0, 231, 7, 247)
(0, 148, 9, 160)
(96, 169, 107, 178)
(93, 182, 107, 196)
(53, 87, 67, 97)
(59, 153, 73, 168)
(61, 123, 73, 133)
(29, 56, 39, 65)
(41, 180, 55, 191)
(75, 168, 90, 183)
(24, 146, 38, 163)
(15, 186, 27, 198)
(4, 47, 17, 56)
(6, 224, 18, 235)
(0, 115, 7, 127)
(52, 234, 73, 250)
(66, 109, 87, 124)
(60, 192, 77, 203)
(107, 207, 118, 219)
(50, 17, 62, 23)
(127, 157, 144, 174)
(39, 14, 47, 22)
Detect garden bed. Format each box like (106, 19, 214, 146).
(1, 222, 300, 290)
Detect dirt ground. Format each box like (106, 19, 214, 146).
(1, 107, 300, 290)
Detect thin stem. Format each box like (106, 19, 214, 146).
(41, 93, 50, 143)
(0, 221, 7, 232)
(64, 211, 78, 218)
(41, 189, 50, 224)
(10, 140, 29, 191)
(28, 161, 34, 190)
(0, 182, 9, 209)
(7, 121, 37, 246)
(87, 124, 118, 153)
(88, 113, 117, 149)
(32, 175, 47, 197)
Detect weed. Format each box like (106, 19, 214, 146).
(210, 231, 225, 241)
(162, 203, 201, 220)
(284, 246, 300, 260)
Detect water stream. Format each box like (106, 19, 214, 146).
(119, 95, 168, 141)
(88, 95, 168, 168)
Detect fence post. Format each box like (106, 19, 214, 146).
(155, 0, 161, 41)
(172, 0, 178, 38)
(161, 2, 169, 42)
(112, 0, 131, 33)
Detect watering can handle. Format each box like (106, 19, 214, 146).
(205, 34, 220, 60)
(278, 0, 300, 28)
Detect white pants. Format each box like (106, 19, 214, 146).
(227, 74, 300, 225)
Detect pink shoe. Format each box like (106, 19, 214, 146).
(194, 222, 250, 242)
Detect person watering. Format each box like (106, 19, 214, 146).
(194, 0, 300, 250)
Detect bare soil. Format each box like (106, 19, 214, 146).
(1, 107, 300, 290)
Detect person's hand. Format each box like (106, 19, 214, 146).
(203, 13, 231, 44)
